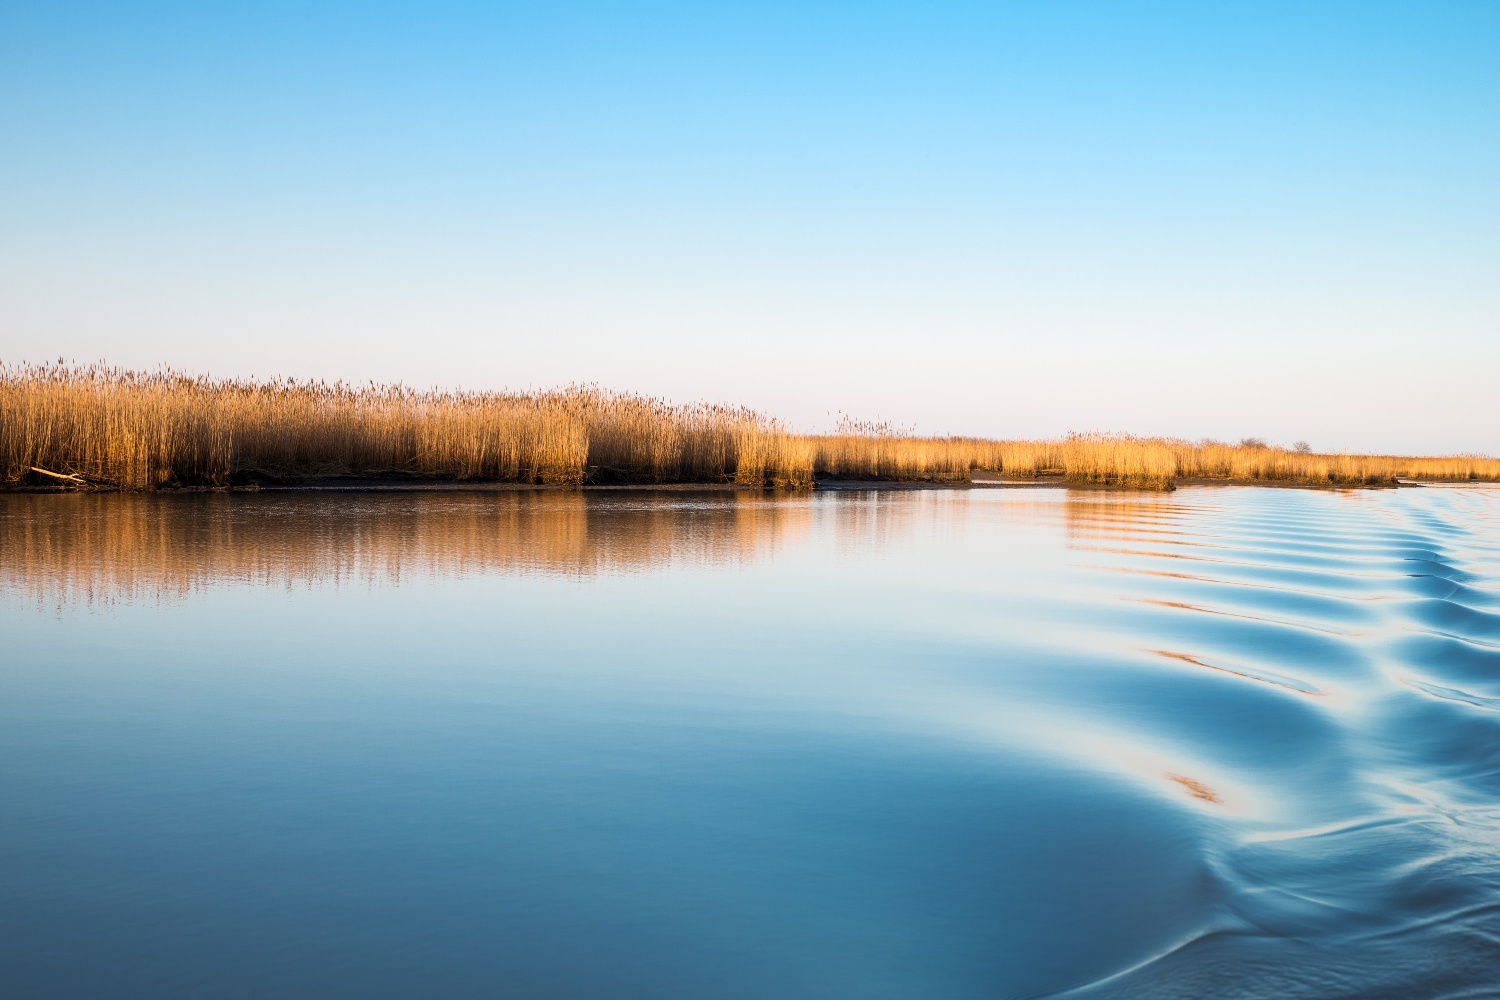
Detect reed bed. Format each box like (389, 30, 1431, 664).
(984, 434, 1500, 488)
(3, 364, 1497, 490)
(0, 364, 809, 488)
(812, 419, 1003, 483)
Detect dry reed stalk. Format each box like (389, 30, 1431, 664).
(0, 364, 816, 489)
(3, 363, 1498, 491)
(1059, 433, 1177, 489)
(809, 416, 1008, 482)
(813, 434, 979, 482)
(734, 426, 816, 488)
(1032, 435, 1500, 488)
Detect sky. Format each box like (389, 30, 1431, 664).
(1, 1, 1496, 454)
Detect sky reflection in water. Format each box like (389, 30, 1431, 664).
(3, 487, 1499, 998)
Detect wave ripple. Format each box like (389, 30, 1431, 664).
(1056, 487, 1500, 998)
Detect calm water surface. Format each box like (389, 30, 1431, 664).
(3, 487, 1499, 998)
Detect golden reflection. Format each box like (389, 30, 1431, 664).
(1062, 494, 1199, 553)
(820, 489, 975, 554)
(1135, 598, 1359, 636)
(0, 490, 812, 606)
(1165, 773, 1222, 804)
(1150, 649, 1322, 696)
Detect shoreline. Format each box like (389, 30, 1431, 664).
(1, 473, 1468, 495)
(9, 366, 1497, 493)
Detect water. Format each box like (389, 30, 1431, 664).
(3, 486, 1499, 998)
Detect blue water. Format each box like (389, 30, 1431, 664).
(3, 487, 1499, 998)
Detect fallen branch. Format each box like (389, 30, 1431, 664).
(30, 466, 90, 485)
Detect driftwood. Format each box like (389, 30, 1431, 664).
(29, 466, 91, 486)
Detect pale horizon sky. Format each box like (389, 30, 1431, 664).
(2, 2, 1497, 454)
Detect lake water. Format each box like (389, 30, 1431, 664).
(3, 486, 1499, 998)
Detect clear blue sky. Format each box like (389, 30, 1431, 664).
(2, 1, 1496, 453)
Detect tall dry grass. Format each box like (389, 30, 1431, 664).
(3, 364, 1497, 490)
(0, 364, 811, 488)
(981, 433, 1500, 488)
(811, 419, 1003, 483)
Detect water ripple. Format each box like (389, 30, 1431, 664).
(1058, 486, 1500, 997)
(4, 486, 1500, 998)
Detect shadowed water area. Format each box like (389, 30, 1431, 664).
(3, 487, 1499, 998)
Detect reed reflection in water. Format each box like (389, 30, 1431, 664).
(3, 486, 1500, 999)
(0, 490, 815, 605)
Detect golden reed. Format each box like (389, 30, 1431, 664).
(3, 364, 1497, 490)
